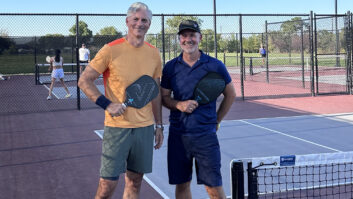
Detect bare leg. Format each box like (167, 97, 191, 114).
(123, 170, 143, 199)
(48, 78, 55, 97)
(205, 185, 226, 199)
(59, 79, 70, 95)
(95, 178, 119, 199)
(175, 181, 192, 199)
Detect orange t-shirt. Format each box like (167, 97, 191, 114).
(90, 38, 162, 128)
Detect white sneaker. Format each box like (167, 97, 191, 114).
(47, 96, 52, 100)
(65, 94, 72, 98)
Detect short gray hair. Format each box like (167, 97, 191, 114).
(127, 2, 152, 22)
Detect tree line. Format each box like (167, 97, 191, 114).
(0, 16, 347, 56)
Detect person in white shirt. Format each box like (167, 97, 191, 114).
(79, 43, 90, 73)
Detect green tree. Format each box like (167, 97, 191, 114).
(97, 26, 120, 36)
(69, 21, 93, 44)
(226, 34, 239, 53)
(92, 27, 123, 48)
(165, 16, 203, 34)
(37, 34, 67, 53)
(277, 17, 309, 57)
(0, 30, 14, 55)
(317, 30, 335, 53)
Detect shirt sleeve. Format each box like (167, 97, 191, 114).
(153, 49, 162, 79)
(89, 45, 111, 74)
(217, 61, 232, 85)
(160, 63, 171, 89)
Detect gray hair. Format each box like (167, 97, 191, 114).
(127, 2, 152, 22)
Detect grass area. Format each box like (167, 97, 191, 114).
(0, 52, 347, 75)
(0, 53, 75, 74)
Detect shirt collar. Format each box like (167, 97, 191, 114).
(177, 50, 209, 65)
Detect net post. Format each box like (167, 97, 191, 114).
(247, 162, 259, 199)
(249, 57, 253, 75)
(231, 160, 244, 199)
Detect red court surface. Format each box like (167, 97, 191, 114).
(1, 94, 353, 198)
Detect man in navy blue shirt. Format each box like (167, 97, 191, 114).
(160, 20, 236, 199)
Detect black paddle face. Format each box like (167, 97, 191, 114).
(124, 75, 159, 109)
(193, 72, 226, 105)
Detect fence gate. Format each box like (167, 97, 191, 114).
(314, 14, 350, 95)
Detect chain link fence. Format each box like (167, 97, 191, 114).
(0, 12, 352, 114)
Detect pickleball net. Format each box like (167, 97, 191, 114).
(231, 151, 353, 199)
(35, 62, 89, 84)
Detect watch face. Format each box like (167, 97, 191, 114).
(155, 124, 164, 130)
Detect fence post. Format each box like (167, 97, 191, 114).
(309, 11, 315, 96)
(161, 14, 165, 67)
(301, 23, 305, 88)
(239, 14, 244, 100)
(76, 14, 81, 110)
(213, 0, 217, 59)
(314, 13, 319, 95)
(265, 20, 269, 83)
(34, 36, 38, 85)
(223, 51, 226, 65)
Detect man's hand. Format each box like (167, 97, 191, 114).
(154, 128, 164, 149)
(106, 103, 126, 117)
(176, 100, 199, 113)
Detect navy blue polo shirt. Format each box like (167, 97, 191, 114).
(161, 51, 232, 135)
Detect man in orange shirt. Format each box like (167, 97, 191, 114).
(78, 2, 163, 199)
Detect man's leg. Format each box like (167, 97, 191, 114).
(205, 185, 226, 199)
(123, 170, 143, 199)
(95, 178, 119, 199)
(175, 181, 192, 199)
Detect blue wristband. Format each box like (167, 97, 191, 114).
(95, 95, 111, 110)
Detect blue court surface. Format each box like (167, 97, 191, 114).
(95, 112, 353, 199)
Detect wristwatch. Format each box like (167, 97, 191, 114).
(155, 124, 164, 130)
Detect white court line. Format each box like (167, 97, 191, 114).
(43, 84, 60, 99)
(239, 120, 341, 152)
(93, 130, 170, 199)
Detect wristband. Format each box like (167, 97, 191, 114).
(95, 95, 112, 110)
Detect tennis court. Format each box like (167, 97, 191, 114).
(95, 110, 353, 199)
(1, 94, 353, 199)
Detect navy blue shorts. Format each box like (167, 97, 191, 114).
(167, 132, 222, 187)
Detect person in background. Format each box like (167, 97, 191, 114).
(78, 2, 164, 199)
(47, 49, 71, 100)
(259, 44, 266, 66)
(79, 43, 90, 73)
(161, 19, 236, 199)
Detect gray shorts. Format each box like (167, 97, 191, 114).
(100, 125, 154, 180)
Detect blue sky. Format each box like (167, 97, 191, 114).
(1, 0, 352, 14)
(1, 0, 352, 36)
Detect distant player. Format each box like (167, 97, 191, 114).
(79, 43, 90, 73)
(259, 44, 266, 66)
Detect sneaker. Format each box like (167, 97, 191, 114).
(65, 94, 72, 98)
(47, 96, 52, 100)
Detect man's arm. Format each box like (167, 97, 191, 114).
(78, 65, 126, 116)
(161, 87, 198, 113)
(151, 78, 163, 149)
(216, 82, 236, 125)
